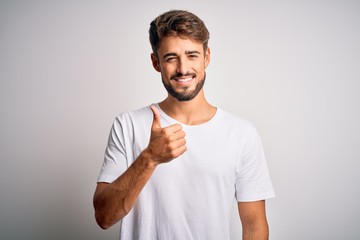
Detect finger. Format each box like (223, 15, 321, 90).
(169, 138, 186, 149)
(170, 130, 186, 141)
(171, 145, 187, 157)
(164, 123, 183, 134)
(150, 105, 161, 129)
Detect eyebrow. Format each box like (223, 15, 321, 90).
(185, 50, 201, 55)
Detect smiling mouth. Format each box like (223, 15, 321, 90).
(174, 77, 193, 83)
(172, 73, 196, 83)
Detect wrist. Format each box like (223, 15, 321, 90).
(139, 148, 159, 169)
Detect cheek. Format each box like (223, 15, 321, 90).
(162, 65, 176, 75)
(159, 68, 171, 80)
(195, 62, 206, 73)
(194, 60, 206, 68)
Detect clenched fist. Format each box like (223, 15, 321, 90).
(145, 105, 187, 165)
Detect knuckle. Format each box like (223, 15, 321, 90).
(168, 135, 175, 142)
(181, 146, 187, 153)
(165, 145, 172, 152)
(164, 128, 173, 136)
(169, 151, 178, 158)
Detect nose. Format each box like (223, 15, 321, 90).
(176, 58, 189, 75)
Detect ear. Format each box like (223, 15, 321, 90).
(151, 53, 161, 72)
(204, 47, 210, 68)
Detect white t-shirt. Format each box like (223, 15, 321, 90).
(97, 104, 275, 240)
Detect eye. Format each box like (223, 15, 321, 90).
(165, 57, 177, 62)
(188, 54, 199, 60)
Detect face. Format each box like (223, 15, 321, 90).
(151, 35, 210, 101)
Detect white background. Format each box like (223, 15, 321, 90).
(1, 0, 359, 239)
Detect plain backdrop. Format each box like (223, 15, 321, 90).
(1, 0, 359, 239)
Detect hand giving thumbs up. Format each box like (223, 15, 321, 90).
(145, 105, 187, 165)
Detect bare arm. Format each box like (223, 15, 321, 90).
(93, 150, 156, 229)
(238, 200, 269, 240)
(93, 106, 186, 229)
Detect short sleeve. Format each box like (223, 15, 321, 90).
(235, 126, 275, 202)
(97, 117, 129, 183)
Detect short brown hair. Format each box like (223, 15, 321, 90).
(149, 10, 210, 57)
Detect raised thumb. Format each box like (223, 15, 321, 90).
(150, 105, 161, 129)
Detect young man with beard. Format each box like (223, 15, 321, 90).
(93, 10, 275, 240)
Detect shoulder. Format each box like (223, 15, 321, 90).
(108, 105, 154, 141)
(216, 108, 257, 134)
(114, 105, 152, 124)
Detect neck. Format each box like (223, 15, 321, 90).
(158, 90, 216, 125)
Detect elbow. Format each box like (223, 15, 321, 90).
(93, 189, 131, 229)
(98, 222, 111, 230)
(94, 206, 129, 230)
(93, 200, 111, 229)
(97, 222, 110, 230)
(95, 212, 113, 230)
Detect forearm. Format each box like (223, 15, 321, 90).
(94, 149, 157, 229)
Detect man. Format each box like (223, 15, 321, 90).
(93, 10, 275, 240)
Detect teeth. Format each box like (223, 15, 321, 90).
(177, 77, 192, 82)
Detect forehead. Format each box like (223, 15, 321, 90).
(157, 35, 204, 56)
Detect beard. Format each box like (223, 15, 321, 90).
(162, 72, 206, 102)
